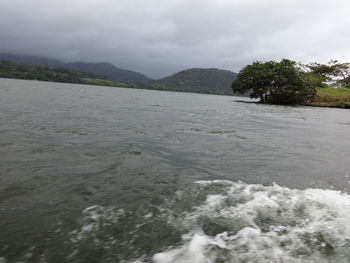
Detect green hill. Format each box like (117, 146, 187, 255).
(0, 60, 239, 96)
(0, 53, 152, 83)
(0, 60, 134, 88)
(149, 68, 237, 95)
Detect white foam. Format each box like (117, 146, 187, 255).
(205, 194, 226, 207)
(153, 234, 215, 263)
(150, 181, 350, 263)
(70, 205, 124, 243)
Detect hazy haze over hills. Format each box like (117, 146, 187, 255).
(0, 53, 238, 96)
(0, 53, 151, 83)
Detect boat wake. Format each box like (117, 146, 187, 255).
(42, 180, 350, 263)
(147, 180, 350, 263)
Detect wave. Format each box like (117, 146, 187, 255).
(67, 180, 350, 263)
(150, 180, 350, 263)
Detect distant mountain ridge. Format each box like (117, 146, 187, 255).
(0, 60, 138, 89)
(0, 53, 239, 96)
(0, 53, 151, 83)
(148, 68, 237, 95)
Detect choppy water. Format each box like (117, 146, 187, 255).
(0, 78, 350, 263)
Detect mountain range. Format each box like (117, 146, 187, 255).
(0, 53, 151, 83)
(0, 53, 237, 95)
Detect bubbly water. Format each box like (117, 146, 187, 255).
(151, 180, 350, 263)
(1, 79, 350, 262)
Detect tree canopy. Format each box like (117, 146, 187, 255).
(232, 59, 316, 105)
(307, 60, 350, 80)
(307, 60, 350, 88)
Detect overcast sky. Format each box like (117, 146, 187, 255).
(1, 0, 350, 79)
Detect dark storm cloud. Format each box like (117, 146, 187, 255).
(1, 0, 350, 78)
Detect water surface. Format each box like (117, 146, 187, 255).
(1, 78, 350, 262)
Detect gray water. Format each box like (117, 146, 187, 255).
(1, 78, 350, 263)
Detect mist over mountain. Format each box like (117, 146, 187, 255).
(0, 53, 152, 83)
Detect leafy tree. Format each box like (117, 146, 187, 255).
(232, 59, 316, 105)
(337, 77, 350, 88)
(307, 60, 350, 87)
(308, 62, 337, 80)
(301, 72, 327, 88)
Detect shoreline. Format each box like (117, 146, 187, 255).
(303, 102, 350, 109)
(1, 77, 350, 109)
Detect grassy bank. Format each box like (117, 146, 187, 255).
(305, 87, 350, 108)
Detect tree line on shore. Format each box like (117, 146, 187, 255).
(232, 59, 350, 105)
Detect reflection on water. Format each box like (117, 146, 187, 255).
(0, 78, 350, 262)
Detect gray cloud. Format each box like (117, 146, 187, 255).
(1, 0, 350, 78)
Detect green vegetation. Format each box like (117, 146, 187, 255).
(232, 59, 316, 105)
(301, 72, 327, 89)
(232, 59, 350, 108)
(0, 60, 90, 83)
(148, 68, 237, 95)
(0, 60, 134, 88)
(307, 60, 350, 84)
(304, 60, 350, 108)
(3, 55, 350, 109)
(306, 87, 350, 108)
(0, 53, 152, 83)
(0, 60, 237, 96)
(317, 87, 350, 96)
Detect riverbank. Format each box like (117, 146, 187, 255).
(305, 87, 350, 108)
